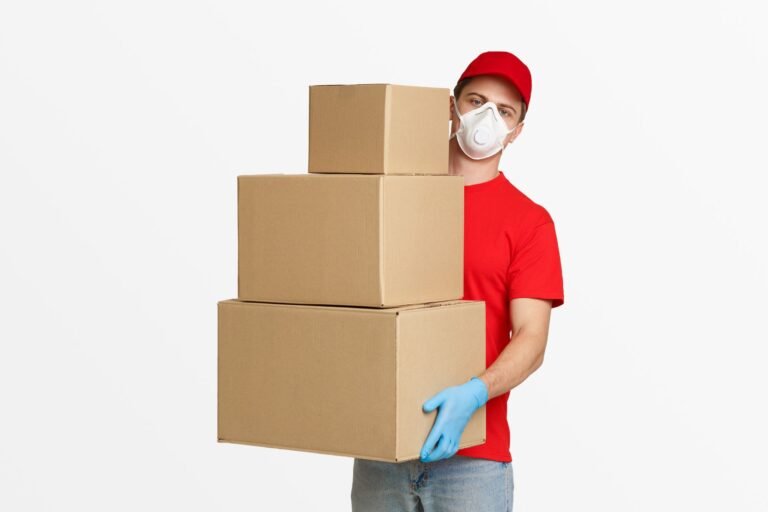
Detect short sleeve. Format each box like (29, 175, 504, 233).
(507, 218, 565, 308)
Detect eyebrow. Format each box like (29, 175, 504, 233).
(466, 92, 518, 113)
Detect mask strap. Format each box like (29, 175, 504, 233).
(450, 99, 463, 140)
(452, 101, 463, 119)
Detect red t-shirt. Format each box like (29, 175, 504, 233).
(456, 170, 565, 463)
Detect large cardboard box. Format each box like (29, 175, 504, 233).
(238, 173, 463, 307)
(217, 299, 487, 462)
(308, 84, 449, 175)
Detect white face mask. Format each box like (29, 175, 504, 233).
(450, 99, 520, 160)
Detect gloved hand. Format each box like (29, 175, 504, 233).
(420, 376, 489, 463)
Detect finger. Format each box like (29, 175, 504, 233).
(424, 433, 453, 463)
(425, 406, 451, 450)
(422, 390, 447, 413)
(421, 422, 443, 460)
(448, 439, 459, 458)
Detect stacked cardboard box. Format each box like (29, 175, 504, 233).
(218, 84, 487, 462)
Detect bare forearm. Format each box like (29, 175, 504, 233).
(478, 330, 547, 400)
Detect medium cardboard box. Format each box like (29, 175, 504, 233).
(238, 173, 463, 307)
(217, 298, 487, 462)
(308, 84, 449, 175)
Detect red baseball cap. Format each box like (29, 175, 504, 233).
(457, 51, 532, 108)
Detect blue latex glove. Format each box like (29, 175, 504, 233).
(420, 376, 489, 463)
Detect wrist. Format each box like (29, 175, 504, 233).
(468, 376, 489, 407)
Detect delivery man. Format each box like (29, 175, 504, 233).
(351, 51, 565, 511)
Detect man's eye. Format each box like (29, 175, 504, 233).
(500, 109, 510, 116)
(470, 98, 482, 105)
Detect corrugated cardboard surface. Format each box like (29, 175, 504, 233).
(308, 84, 449, 175)
(385, 84, 450, 175)
(217, 299, 486, 462)
(381, 175, 463, 307)
(238, 173, 463, 307)
(395, 301, 487, 459)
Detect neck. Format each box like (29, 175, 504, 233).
(448, 138, 502, 185)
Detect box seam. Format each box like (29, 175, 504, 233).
(382, 84, 391, 173)
(394, 311, 400, 459)
(378, 177, 385, 306)
(220, 298, 478, 313)
(307, 87, 313, 171)
(236, 177, 242, 298)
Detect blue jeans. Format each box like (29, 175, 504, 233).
(351, 455, 514, 511)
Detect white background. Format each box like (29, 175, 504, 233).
(1, 0, 766, 510)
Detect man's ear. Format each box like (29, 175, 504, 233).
(449, 96, 455, 120)
(505, 121, 524, 145)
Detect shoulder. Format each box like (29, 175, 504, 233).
(499, 178, 554, 228)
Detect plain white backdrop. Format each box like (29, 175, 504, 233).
(1, 0, 766, 510)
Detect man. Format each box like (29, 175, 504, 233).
(351, 51, 565, 511)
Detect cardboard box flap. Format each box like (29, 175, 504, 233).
(218, 298, 475, 314)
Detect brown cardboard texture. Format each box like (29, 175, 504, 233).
(308, 84, 449, 175)
(217, 299, 487, 462)
(238, 173, 463, 307)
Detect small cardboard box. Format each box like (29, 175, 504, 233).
(308, 84, 449, 175)
(217, 299, 487, 462)
(238, 173, 463, 307)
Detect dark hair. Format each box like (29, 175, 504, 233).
(453, 77, 527, 123)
